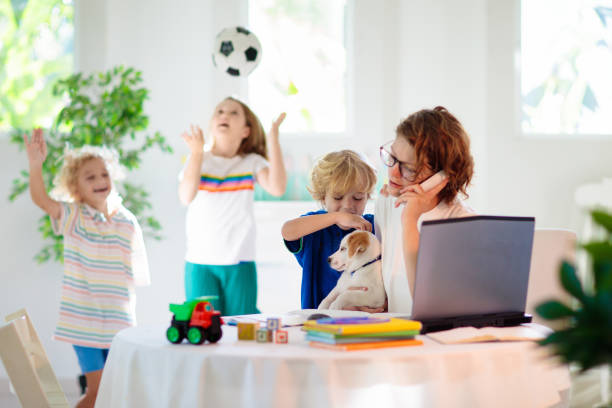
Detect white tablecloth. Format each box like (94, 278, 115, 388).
(95, 324, 570, 408)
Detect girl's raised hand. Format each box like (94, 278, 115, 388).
(379, 184, 390, 197)
(23, 128, 47, 167)
(334, 212, 372, 232)
(181, 125, 205, 154)
(395, 178, 448, 222)
(268, 112, 286, 141)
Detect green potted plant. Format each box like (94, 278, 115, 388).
(536, 209, 612, 405)
(9, 65, 173, 263)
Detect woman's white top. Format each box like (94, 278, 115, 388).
(374, 195, 475, 314)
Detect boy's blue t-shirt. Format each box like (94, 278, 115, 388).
(284, 210, 375, 309)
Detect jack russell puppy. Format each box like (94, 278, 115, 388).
(318, 230, 386, 310)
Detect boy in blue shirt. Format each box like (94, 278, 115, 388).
(282, 150, 377, 309)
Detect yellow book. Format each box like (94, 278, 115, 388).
(309, 338, 423, 351)
(303, 317, 422, 335)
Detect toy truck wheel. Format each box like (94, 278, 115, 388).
(187, 327, 205, 345)
(207, 315, 223, 343)
(166, 326, 183, 344)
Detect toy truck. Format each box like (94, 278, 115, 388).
(166, 297, 223, 345)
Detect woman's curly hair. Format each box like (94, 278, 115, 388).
(396, 106, 474, 203)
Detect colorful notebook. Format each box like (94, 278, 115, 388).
(303, 317, 422, 335)
(306, 329, 420, 341)
(309, 338, 423, 351)
(306, 333, 417, 345)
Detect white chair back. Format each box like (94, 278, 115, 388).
(526, 229, 577, 328)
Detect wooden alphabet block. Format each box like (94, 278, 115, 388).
(275, 330, 288, 344)
(266, 318, 281, 331)
(256, 328, 273, 343)
(237, 322, 258, 340)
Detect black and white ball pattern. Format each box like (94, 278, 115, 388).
(212, 26, 262, 77)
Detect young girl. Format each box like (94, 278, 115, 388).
(24, 129, 150, 408)
(376, 106, 475, 313)
(178, 97, 286, 316)
(282, 150, 377, 309)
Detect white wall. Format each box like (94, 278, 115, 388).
(485, 1, 612, 231)
(1, 0, 610, 383)
(396, 0, 488, 210)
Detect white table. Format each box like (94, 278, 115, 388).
(95, 324, 570, 408)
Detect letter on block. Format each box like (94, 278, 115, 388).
(275, 330, 288, 344)
(237, 322, 257, 340)
(266, 318, 281, 331)
(256, 328, 273, 343)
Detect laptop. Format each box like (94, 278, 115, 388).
(411, 215, 535, 334)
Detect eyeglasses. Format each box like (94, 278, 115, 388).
(379, 141, 417, 180)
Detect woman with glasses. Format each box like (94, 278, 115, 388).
(375, 106, 475, 313)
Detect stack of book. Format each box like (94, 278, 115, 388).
(303, 316, 423, 351)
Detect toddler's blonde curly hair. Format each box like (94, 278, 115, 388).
(308, 150, 377, 203)
(50, 145, 125, 203)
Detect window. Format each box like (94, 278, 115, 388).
(248, 0, 348, 134)
(0, 0, 74, 131)
(521, 0, 612, 135)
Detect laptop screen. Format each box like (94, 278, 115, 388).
(412, 215, 535, 320)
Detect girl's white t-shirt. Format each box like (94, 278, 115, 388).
(375, 195, 475, 314)
(181, 151, 268, 265)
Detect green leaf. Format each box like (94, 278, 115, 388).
(287, 81, 298, 95)
(583, 242, 612, 261)
(535, 300, 574, 320)
(523, 84, 546, 107)
(592, 210, 612, 233)
(594, 6, 612, 27)
(10, 0, 28, 26)
(593, 260, 612, 292)
(559, 261, 585, 301)
(582, 85, 599, 112)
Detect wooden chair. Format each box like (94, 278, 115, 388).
(0, 309, 69, 407)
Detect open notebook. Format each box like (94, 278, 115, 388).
(225, 309, 409, 327)
(427, 324, 550, 344)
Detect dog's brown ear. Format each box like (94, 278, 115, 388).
(347, 232, 369, 257)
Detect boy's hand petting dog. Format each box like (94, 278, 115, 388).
(181, 124, 205, 154)
(395, 178, 448, 222)
(334, 212, 372, 232)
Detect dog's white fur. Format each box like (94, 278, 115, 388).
(318, 231, 386, 310)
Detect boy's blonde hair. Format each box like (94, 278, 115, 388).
(308, 150, 377, 202)
(50, 145, 125, 203)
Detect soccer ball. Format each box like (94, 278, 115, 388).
(212, 26, 262, 77)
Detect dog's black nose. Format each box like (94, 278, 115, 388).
(327, 257, 332, 263)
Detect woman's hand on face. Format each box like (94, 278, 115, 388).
(268, 112, 286, 141)
(334, 212, 372, 232)
(395, 178, 448, 221)
(181, 124, 204, 154)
